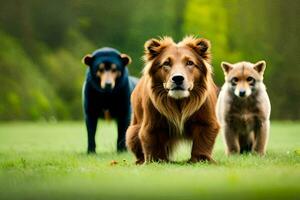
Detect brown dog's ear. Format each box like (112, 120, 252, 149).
(144, 38, 162, 61)
(221, 62, 233, 75)
(82, 54, 93, 66)
(187, 38, 211, 62)
(253, 60, 266, 75)
(120, 54, 132, 66)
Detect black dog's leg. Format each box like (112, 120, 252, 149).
(117, 115, 130, 152)
(86, 115, 98, 154)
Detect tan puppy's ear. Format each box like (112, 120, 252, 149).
(253, 60, 266, 75)
(221, 62, 233, 75)
(144, 38, 162, 61)
(120, 54, 132, 66)
(82, 54, 93, 66)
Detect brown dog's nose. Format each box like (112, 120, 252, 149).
(172, 75, 184, 85)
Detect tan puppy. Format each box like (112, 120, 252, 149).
(216, 61, 271, 155)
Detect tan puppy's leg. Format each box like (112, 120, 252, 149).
(189, 122, 219, 163)
(253, 121, 269, 155)
(224, 126, 240, 155)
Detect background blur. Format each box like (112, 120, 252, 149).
(0, 0, 299, 121)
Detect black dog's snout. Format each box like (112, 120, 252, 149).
(239, 90, 246, 97)
(172, 75, 184, 85)
(105, 82, 113, 90)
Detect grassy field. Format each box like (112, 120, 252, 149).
(0, 121, 299, 200)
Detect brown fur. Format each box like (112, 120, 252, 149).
(126, 36, 220, 164)
(216, 61, 271, 155)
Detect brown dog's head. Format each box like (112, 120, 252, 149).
(143, 36, 212, 99)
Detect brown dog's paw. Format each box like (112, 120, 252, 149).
(188, 155, 217, 164)
(135, 158, 145, 165)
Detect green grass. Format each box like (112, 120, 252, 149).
(0, 121, 299, 200)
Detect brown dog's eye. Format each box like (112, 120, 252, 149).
(162, 60, 171, 71)
(99, 68, 105, 73)
(162, 60, 171, 66)
(111, 68, 117, 73)
(186, 60, 194, 66)
(247, 77, 254, 82)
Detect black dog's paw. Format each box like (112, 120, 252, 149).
(117, 147, 127, 153)
(87, 149, 96, 154)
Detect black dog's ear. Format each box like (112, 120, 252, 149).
(82, 54, 93, 66)
(120, 54, 132, 66)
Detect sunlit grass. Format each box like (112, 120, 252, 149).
(0, 121, 299, 200)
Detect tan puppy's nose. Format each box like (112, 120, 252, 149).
(239, 90, 246, 97)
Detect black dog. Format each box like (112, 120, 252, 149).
(82, 47, 138, 153)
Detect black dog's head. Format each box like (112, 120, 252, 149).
(83, 47, 131, 91)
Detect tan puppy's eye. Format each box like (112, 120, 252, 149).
(111, 68, 117, 73)
(99, 68, 105, 73)
(232, 77, 238, 82)
(247, 76, 254, 82)
(231, 77, 238, 85)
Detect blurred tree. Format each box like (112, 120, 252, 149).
(0, 0, 298, 120)
(125, 0, 187, 74)
(0, 31, 60, 120)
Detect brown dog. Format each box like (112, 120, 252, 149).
(126, 36, 220, 164)
(216, 61, 271, 155)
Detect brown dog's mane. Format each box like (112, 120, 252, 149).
(143, 36, 214, 135)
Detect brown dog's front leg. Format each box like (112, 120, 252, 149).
(126, 124, 144, 164)
(189, 123, 219, 163)
(139, 126, 169, 163)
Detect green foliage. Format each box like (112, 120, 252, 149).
(0, 121, 299, 199)
(0, 31, 58, 120)
(0, 0, 299, 120)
